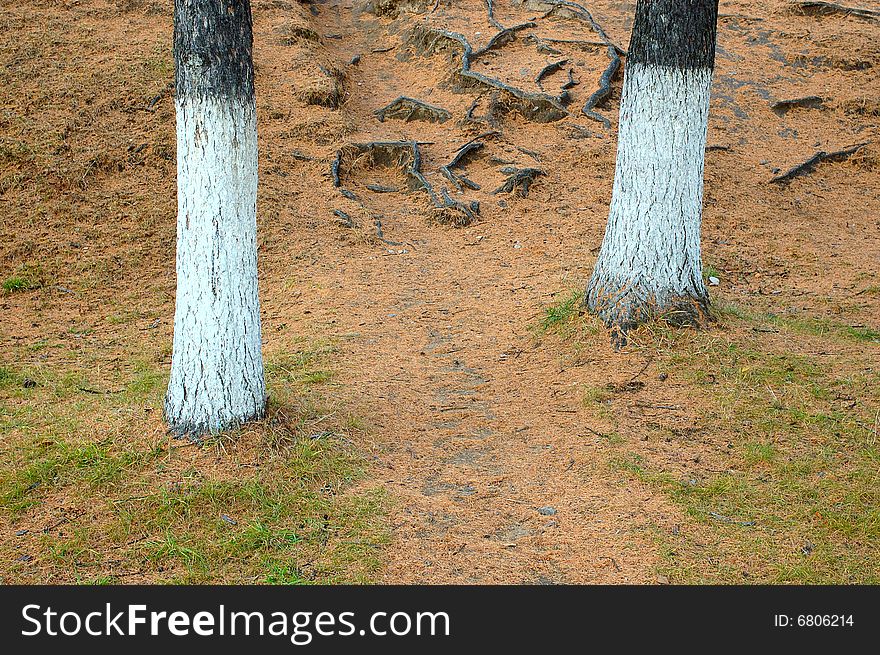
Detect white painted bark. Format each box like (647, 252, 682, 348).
(165, 96, 266, 435)
(586, 64, 712, 334)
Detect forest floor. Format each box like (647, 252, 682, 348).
(1, 0, 879, 584)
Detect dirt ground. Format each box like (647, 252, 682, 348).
(1, 0, 879, 584)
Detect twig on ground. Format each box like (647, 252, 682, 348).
(790, 1, 880, 21)
(770, 142, 869, 184)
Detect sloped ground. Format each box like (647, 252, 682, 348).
(1, 0, 878, 583)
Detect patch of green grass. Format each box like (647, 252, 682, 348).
(344, 414, 368, 432)
(0, 366, 22, 388)
(230, 521, 301, 552)
(614, 327, 880, 583)
(1, 341, 387, 584)
(844, 325, 880, 343)
(144, 532, 207, 569)
(85, 576, 113, 585)
(541, 289, 584, 331)
(0, 436, 153, 515)
(265, 341, 337, 393)
(582, 385, 612, 405)
(581, 385, 614, 420)
(2, 264, 44, 293)
(706, 301, 880, 346)
(113, 442, 387, 584)
(761, 313, 880, 345)
(107, 310, 142, 325)
(124, 362, 165, 398)
(711, 300, 750, 321)
(743, 441, 776, 465)
(263, 562, 310, 585)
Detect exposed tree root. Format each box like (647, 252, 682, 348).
(516, 145, 541, 161)
(525, 34, 564, 55)
(333, 140, 480, 227)
(405, 26, 568, 123)
(452, 130, 500, 152)
(440, 140, 485, 191)
(374, 96, 452, 123)
(449, 140, 486, 168)
(331, 150, 343, 187)
(374, 217, 405, 246)
(402, 2, 627, 125)
(435, 188, 481, 226)
(366, 183, 399, 193)
(529, 0, 624, 51)
(335, 140, 422, 184)
(770, 142, 869, 184)
(791, 1, 880, 21)
(532, 36, 614, 50)
(536, 59, 569, 90)
(520, 0, 625, 127)
(471, 22, 537, 59)
(333, 208, 355, 227)
(492, 166, 545, 197)
(485, 0, 505, 30)
(582, 46, 621, 128)
(441, 166, 479, 191)
(770, 95, 825, 114)
(462, 96, 481, 123)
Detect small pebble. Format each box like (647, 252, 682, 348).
(538, 506, 557, 516)
(659, 372, 668, 381)
(16, 529, 28, 537)
(708, 276, 720, 286)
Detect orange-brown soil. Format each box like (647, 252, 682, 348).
(1, 0, 878, 583)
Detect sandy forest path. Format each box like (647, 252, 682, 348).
(281, 0, 679, 583)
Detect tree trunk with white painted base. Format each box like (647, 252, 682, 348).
(585, 0, 719, 345)
(165, 0, 266, 436)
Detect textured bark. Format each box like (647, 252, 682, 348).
(174, 0, 255, 102)
(585, 0, 719, 345)
(166, 0, 266, 435)
(628, 0, 719, 70)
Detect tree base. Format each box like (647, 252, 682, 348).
(164, 401, 266, 441)
(585, 281, 710, 348)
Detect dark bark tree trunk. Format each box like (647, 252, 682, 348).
(165, 0, 266, 436)
(584, 0, 720, 346)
